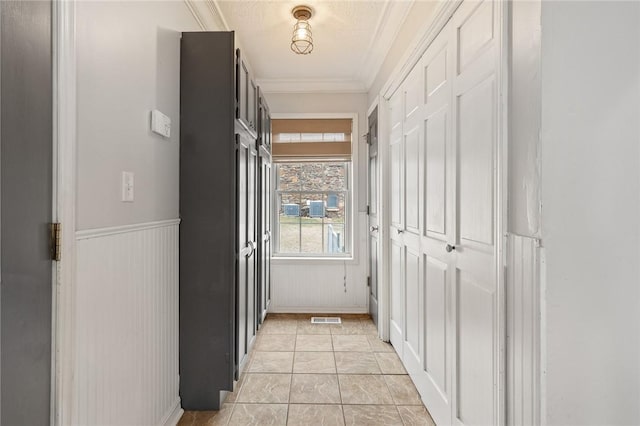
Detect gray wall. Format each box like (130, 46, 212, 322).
(76, 1, 199, 230)
(540, 2, 640, 424)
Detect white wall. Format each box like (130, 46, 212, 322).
(540, 2, 640, 424)
(509, 0, 541, 238)
(73, 2, 201, 424)
(264, 92, 370, 312)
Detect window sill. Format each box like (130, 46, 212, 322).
(271, 255, 357, 265)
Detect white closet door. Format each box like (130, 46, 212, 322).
(451, 0, 501, 425)
(401, 64, 425, 380)
(416, 17, 455, 426)
(386, 1, 502, 425)
(389, 91, 405, 352)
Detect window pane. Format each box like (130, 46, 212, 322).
(274, 161, 351, 257)
(324, 223, 345, 253)
(277, 164, 302, 191)
(299, 162, 347, 192)
(300, 223, 323, 253)
(278, 193, 300, 253)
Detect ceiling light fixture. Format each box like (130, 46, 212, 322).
(291, 5, 313, 55)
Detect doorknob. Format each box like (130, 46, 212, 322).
(370, 226, 379, 232)
(445, 244, 456, 253)
(247, 241, 256, 257)
(397, 229, 404, 234)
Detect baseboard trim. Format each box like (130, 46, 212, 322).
(76, 219, 180, 240)
(269, 307, 368, 314)
(161, 398, 184, 426)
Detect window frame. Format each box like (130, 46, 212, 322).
(270, 112, 359, 262)
(273, 162, 352, 258)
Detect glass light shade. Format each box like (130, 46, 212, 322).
(291, 20, 313, 54)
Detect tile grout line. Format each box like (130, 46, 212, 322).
(332, 331, 348, 426)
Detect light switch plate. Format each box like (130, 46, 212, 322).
(151, 109, 171, 138)
(122, 171, 134, 202)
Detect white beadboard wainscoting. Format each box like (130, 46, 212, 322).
(270, 212, 368, 313)
(507, 233, 541, 425)
(74, 220, 181, 426)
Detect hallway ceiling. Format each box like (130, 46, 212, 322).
(214, 0, 416, 93)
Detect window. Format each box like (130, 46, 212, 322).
(275, 162, 350, 255)
(272, 118, 353, 257)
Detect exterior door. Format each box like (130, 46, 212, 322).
(1, 1, 53, 424)
(367, 107, 379, 325)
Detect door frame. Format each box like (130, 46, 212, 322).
(52, 1, 77, 425)
(375, 0, 510, 424)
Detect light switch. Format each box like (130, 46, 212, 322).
(122, 171, 134, 202)
(151, 109, 171, 138)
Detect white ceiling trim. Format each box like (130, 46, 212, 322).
(256, 78, 367, 94)
(183, 0, 229, 31)
(358, 0, 415, 91)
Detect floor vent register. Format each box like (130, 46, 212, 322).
(310, 317, 342, 324)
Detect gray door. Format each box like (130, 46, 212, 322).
(1, 1, 53, 424)
(368, 108, 379, 325)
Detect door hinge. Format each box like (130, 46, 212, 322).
(50, 223, 61, 261)
(366, 205, 370, 215)
(367, 276, 371, 287)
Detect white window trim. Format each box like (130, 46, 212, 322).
(270, 112, 359, 263)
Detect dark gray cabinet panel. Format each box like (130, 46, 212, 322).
(180, 31, 269, 411)
(236, 49, 258, 136)
(180, 32, 238, 410)
(257, 90, 272, 323)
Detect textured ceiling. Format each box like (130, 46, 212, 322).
(216, 0, 410, 89)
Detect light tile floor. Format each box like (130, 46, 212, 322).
(178, 314, 436, 426)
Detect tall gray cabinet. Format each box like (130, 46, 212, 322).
(179, 31, 271, 410)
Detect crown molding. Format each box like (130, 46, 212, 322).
(359, 0, 415, 91)
(184, 0, 229, 31)
(256, 78, 367, 94)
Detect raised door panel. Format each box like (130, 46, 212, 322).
(424, 108, 448, 236)
(248, 79, 257, 131)
(405, 126, 421, 233)
(390, 130, 403, 229)
(458, 76, 495, 246)
(418, 254, 452, 426)
(236, 52, 248, 127)
(424, 256, 448, 398)
(456, 272, 495, 426)
(457, 0, 494, 75)
(403, 247, 422, 375)
(390, 92, 403, 229)
(389, 239, 404, 353)
(247, 146, 258, 348)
